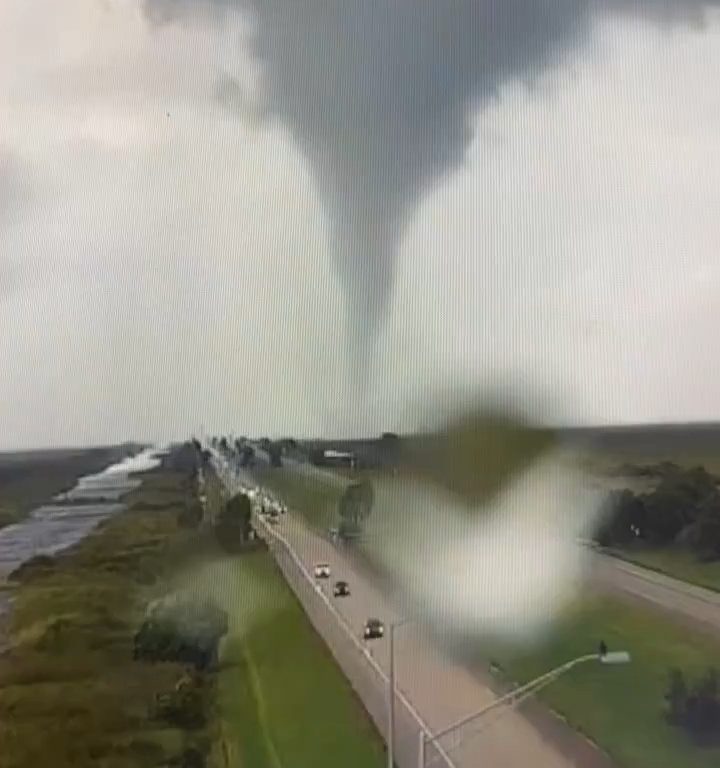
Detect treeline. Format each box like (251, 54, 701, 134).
(595, 464, 720, 560)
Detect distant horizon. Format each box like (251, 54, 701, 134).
(6, 419, 720, 455)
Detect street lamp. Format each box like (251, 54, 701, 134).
(420, 645, 631, 768)
(386, 617, 412, 768)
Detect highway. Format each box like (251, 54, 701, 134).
(212, 445, 720, 768)
(590, 552, 720, 637)
(257, 447, 720, 639)
(213, 451, 611, 768)
(265, 511, 606, 768)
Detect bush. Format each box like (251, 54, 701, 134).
(177, 501, 203, 529)
(153, 674, 207, 729)
(214, 494, 252, 553)
(133, 597, 228, 671)
(664, 667, 720, 744)
(7, 554, 57, 582)
(167, 747, 206, 768)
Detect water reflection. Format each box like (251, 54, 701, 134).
(0, 448, 161, 580)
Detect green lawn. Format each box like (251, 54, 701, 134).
(607, 547, 720, 593)
(253, 467, 347, 532)
(190, 552, 385, 768)
(491, 596, 720, 768)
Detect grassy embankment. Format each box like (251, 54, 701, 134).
(251, 465, 349, 532)
(491, 595, 720, 768)
(200, 469, 385, 768)
(0, 468, 215, 768)
(605, 546, 720, 593)
(258, 465, 720, 768)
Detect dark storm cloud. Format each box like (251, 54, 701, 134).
(143, 0, 720, 354)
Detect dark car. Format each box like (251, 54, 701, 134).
(333, 580, 350, 597)
(363, 618, 384, 640)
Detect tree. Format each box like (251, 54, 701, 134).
(595, 490, 646, 547)
(685, 668, 720, 738)
(665, 668, 688, 724)
(214, 493, 253, 553)
(267, 443, 283, 468)
(665, 667, 720, 742)
(239, 445, 255, 467)
(337, 481, 374, 540)
(692, 497, 720, 561)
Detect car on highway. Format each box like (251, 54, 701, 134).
(333, 580, 350, 597)
(363, 618, 384, 639)
(314, 563, 331, 579)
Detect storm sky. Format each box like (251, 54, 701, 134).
(1, 0, 720, 448)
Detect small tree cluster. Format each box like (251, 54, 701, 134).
(595, 465, 720, 559)
(214, 493, 253, 553)
(267, 442, 283, 468)
(665, 667, 720, 743)
(153, 672, 208, 730)
(133, 597, 228, 671)
(337, 481, 374, 541)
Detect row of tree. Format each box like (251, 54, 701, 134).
(595, 465, 720, 560)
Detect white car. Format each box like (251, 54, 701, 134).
(314, 563, 331, 579)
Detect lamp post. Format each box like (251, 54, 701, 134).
(420, 646, 631, 767)
(387, 617, 412, 768)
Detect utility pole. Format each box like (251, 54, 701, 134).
(387, 617, 411, 768)
(387, 623, 396, 768)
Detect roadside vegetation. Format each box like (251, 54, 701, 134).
(0, 464, 216, 768)
(251, 465, 346, 532)
(190, 552, 385, 768)
(597, 463, 720, 591)
(489, 596, 720, 768)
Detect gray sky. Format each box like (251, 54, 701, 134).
(1, 0, 720, 449)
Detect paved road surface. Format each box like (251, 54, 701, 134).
(214, 453, 604, 768)
(247, 448, 720, 638)
(590, 553, 720, 637)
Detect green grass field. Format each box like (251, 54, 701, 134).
(491, 596, 720, 768)
(253, 467, 346, 532)
(185, 552, 385, 768)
